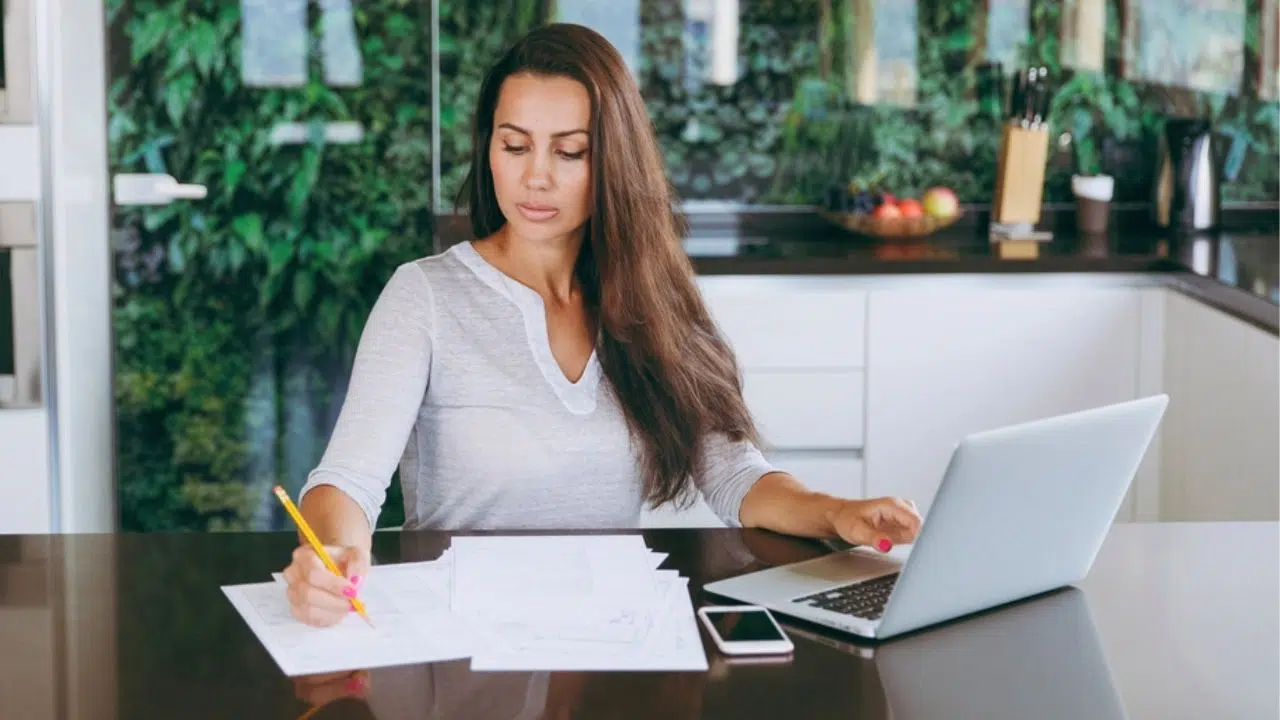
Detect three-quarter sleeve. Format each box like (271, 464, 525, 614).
(298, 262, 436, 530)
(693, 433, 780, 527)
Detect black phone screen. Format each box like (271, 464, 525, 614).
(706, 609, 785, 642)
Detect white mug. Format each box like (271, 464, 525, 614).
(1072, 174, 1115, 202)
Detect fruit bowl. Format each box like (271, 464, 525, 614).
(820, 185, 962, 239)
(820, 210, 963, 239)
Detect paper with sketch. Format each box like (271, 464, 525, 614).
(465, 568, 679, 653)
(467, 574, 708, 672)
(223, 576, 471, 677)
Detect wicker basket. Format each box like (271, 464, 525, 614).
(820, 210, 962, 239)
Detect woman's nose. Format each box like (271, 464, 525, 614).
(523, 153, 553, 190)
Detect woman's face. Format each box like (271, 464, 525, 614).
(488, 73, 593, 244)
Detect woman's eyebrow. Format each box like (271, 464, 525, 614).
(497, 122, 589, 139)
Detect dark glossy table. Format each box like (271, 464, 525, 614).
(1, 522, 1276, 719)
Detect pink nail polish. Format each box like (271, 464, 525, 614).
(346, 677, 364, 693)
(877, 538, 892, 552)
(342, 585, 357, 599)
(351, 575, 363, 588)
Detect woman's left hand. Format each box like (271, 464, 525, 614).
(826, 497, 922, 551)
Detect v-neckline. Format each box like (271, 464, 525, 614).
(453, 241, 601, 414)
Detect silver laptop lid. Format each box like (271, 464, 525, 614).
(875, 394, 1168, 638)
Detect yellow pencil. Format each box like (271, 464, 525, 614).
(273, 485, 373, 626)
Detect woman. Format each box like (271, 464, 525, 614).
(283, 23, 921, 627)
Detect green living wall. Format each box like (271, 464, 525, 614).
(110, 0, 1277, 532)
(434, 0, 1278, 206)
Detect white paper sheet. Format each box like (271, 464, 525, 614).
(449, 535, 664, 644)
(224, 575, 471, 677)
(432, 548, 668, 571)
(234, 537, 705, 675)
(450, 536, 656, 613)
(467, 574, 708, 672)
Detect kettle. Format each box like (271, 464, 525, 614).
(1152, 118, 1221, 231)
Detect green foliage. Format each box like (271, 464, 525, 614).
(451, 0, 1274, 204)
(634, 1, 813, 202)
(760, 0, 1278, 203)
(110, 0, 432, 530)
(436, 1, 550, 209)
(114, 291, 256, 531)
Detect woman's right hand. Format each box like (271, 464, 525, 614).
(282, 544, 372, 627)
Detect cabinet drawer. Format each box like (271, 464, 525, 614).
(766, 452, 864, 500)
(744, 370, 865, 450)
(700, 280, 867, 369)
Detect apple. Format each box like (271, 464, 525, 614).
(897, 198, 924, 218)
(871, 202, 901, 219)
(921, 186, 959, 218)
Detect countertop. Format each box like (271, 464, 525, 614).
(2, 522, 1276, 719)
(680, 207, 1280, 334)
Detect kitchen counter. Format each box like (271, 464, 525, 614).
(681, 207, 1280, 334)
(2, 522, 1276, 718)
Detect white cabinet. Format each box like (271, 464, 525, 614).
(765, 453, 864, 500)
(645, 273, 1274, 530)
(743, 370, 865, 449)
(1159, 292, 1279, 521)
(695, 278, 866, 369)
(863, 287, 1144, 518)
(639, 278, 869, 528)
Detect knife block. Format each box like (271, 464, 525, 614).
(992, 124, 1051, 225)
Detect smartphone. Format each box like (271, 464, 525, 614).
(697, 605, 794, 656)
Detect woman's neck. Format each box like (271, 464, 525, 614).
(477, 225, 584, 304)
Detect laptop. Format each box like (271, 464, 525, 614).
(704, 394, 1168, 641)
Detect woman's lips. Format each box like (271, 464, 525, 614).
(516, 203, 560, 222)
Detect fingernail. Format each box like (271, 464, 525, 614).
(877, 538, 893, 552)
(342, 584, 357, 599)
(346, 677, 364, 693)
(350, 575, 363, 588)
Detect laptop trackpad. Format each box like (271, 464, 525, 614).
(717, 549, 902, 602)
(790, 550, 901, 587)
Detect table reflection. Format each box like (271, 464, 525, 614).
(782, 586, 1127, 720)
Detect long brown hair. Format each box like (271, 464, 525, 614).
(456, 23, 759, 509)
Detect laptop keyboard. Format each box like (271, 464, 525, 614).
(794, 573, 899, 620)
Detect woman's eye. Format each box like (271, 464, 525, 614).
(502, 144, 528, 154)
(558, 150, 587, 161)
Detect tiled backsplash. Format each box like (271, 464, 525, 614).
(436, 0, 1280, 207)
